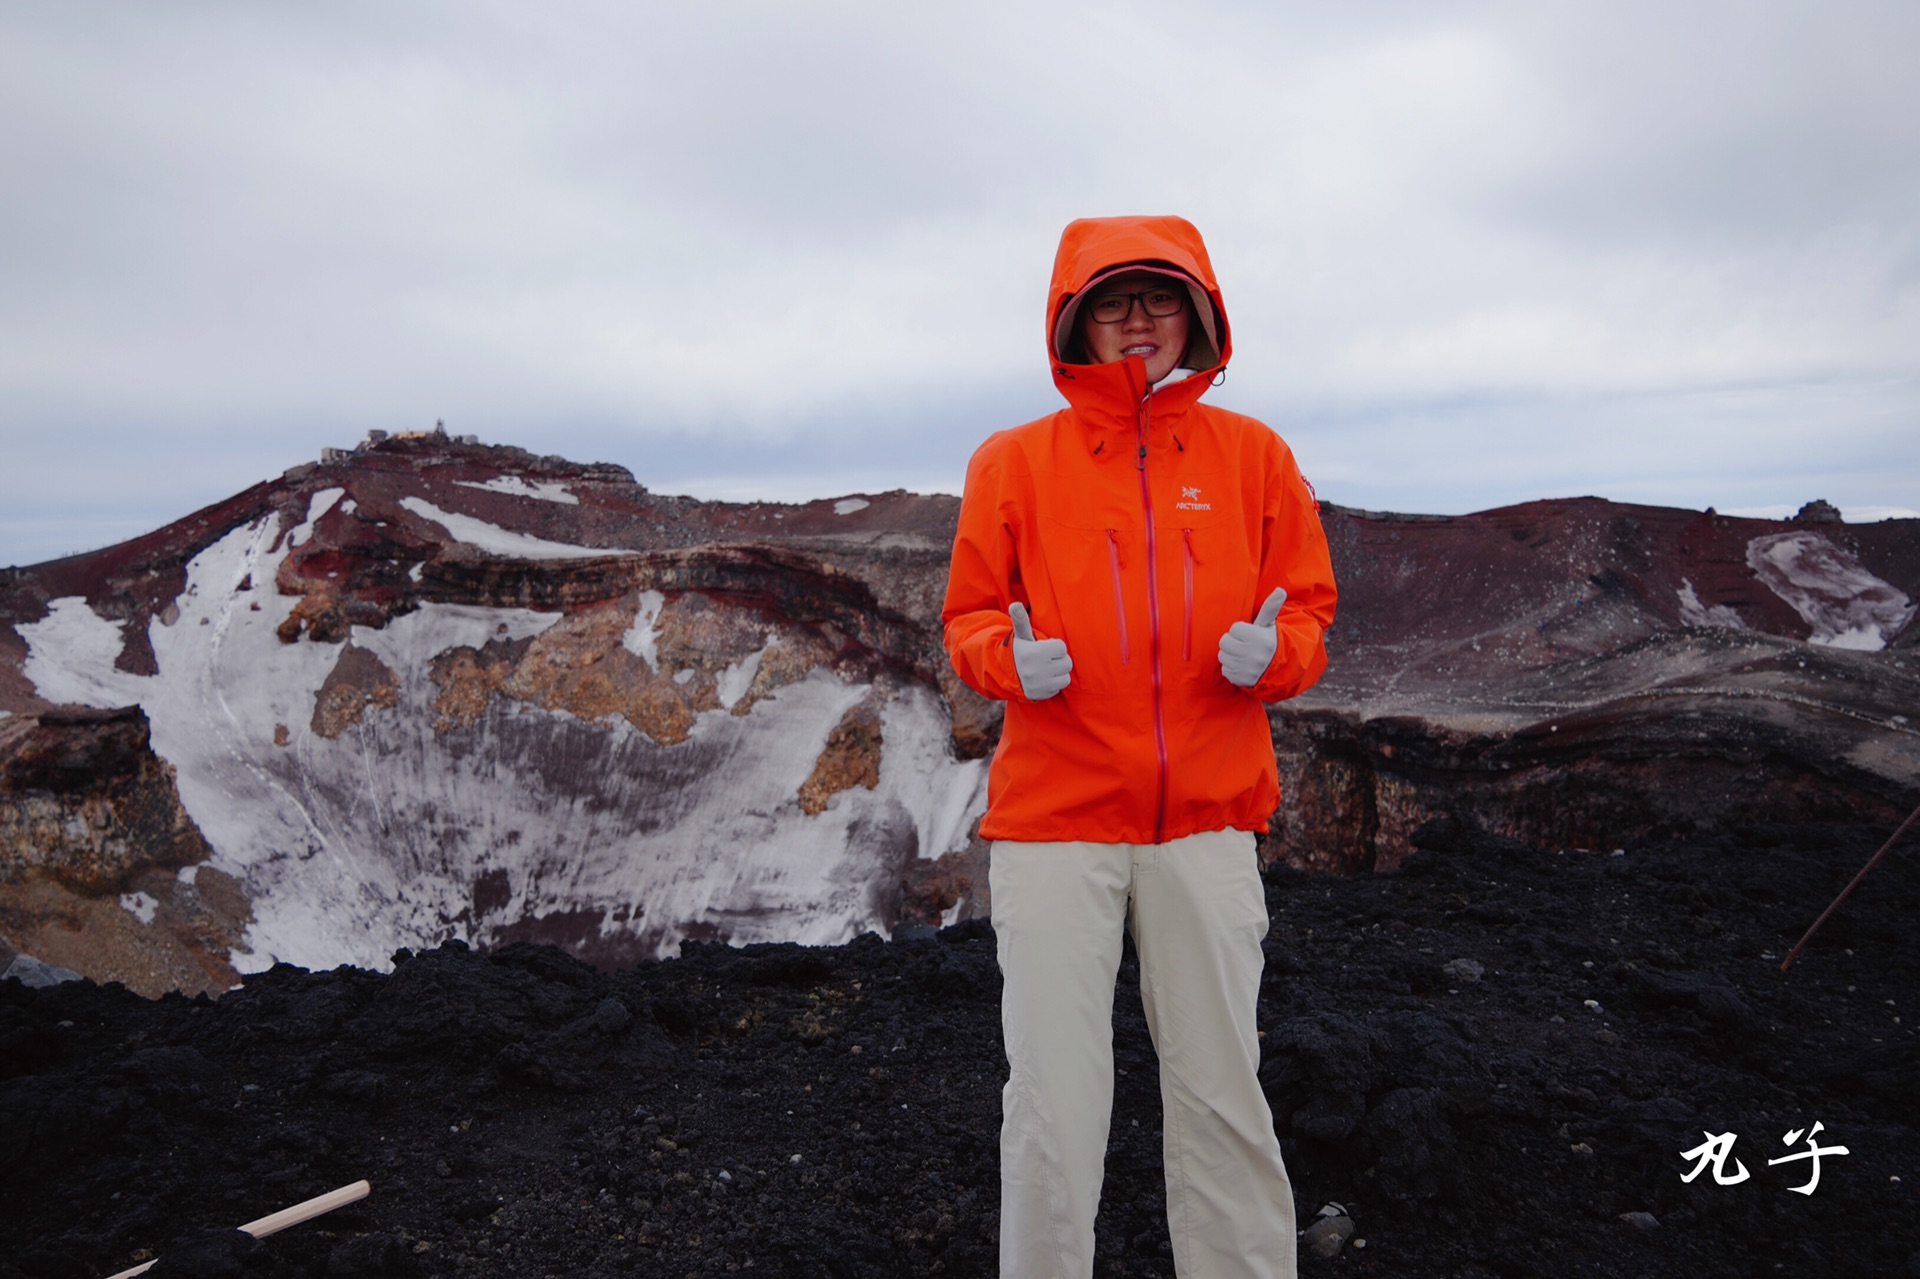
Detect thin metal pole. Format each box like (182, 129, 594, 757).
(1781, 800, 1920, 972)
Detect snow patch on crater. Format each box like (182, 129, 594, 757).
(351, 602, 560, 673)
(1746, 532, 1915, 651)
(17, 520, 561, 973)
(834, 498, 870, 516)
(876, 691, 989, 866)
(622, 591, 666, 670)
(1676, 580, 1747, 631)
(717, 644, 765, 710)
(20, 597, 140, 708)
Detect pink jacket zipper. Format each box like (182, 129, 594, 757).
(1136, 391, 1169, 845)
(1182, 529, 1196, 662)
(1106, 530, 1131, 664)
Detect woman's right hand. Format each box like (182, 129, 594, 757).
(1009, 603, 1072, 700)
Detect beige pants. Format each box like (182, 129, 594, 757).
(990, 829, 1297, 1279)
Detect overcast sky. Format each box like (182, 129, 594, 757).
(3, 1, 1917, 567)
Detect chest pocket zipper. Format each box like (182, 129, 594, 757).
(1182, 529, 1196, 662)
(1106, 530, 1131, 665)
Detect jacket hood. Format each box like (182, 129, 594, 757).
(1047, 216, 1231, 376)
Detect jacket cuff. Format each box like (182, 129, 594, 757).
(990, 628, 1029, 703)
(1249, 620, 1326, 703)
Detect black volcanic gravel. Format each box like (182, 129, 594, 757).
(4, 822, 1917, 1279)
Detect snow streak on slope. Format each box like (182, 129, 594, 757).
(1746, 532, 1915, 651)
(288, 487, 345, 547)
(454, 476, 579, 504)
(18, 503, 988, 973)
(398, 497, 628, 560)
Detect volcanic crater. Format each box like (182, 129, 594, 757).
(2, 431, 1917, 1276)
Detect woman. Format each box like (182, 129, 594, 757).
(942, 215, 1337, 1278)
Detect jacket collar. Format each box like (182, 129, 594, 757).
(1044, 216, 1231, 454)
(1051, 353, 1215, 454)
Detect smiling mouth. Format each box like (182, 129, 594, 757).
(1123, 345, 1158, 357)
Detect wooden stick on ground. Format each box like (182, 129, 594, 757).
(1781, 799, 1920, 972)
(102, 1180, 371, 1279)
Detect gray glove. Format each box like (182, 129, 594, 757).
(1218, 588, 1287, 688)
(1009, 602, 1072, 700)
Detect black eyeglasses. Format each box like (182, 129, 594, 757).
(1085, 285, 1187, 324)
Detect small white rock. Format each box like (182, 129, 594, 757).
(1302, 1214, 1355, 1259)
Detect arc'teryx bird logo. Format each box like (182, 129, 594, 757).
(1176, 485, 1211, 512)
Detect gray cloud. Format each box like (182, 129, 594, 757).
(3, 1, 1917, 566)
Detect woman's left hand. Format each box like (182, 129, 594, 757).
(1218, 588, 1286, 687)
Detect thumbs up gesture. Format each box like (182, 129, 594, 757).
(1009, 602, 1072, 700)
(1218, 588, 1286, 688)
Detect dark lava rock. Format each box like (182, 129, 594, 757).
(146, 1228, 263, 1277)
(324, 1231, 413, 1276)
(3, 822, 1917, 1278)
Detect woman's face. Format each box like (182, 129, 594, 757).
(1078, 270, 1192, 384)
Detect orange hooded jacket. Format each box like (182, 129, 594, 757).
(942, 215, 1337, 845)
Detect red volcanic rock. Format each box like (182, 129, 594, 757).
(0, 432, 1914, 991)
(0, 705, 246, 995)
(0, 705, 210, 894)
(1274, 500, 1919, 873)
